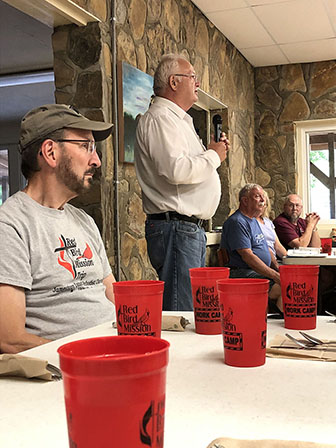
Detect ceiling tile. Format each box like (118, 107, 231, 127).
(191, 0, 248, 13)
(207, 8, 274, 48)
(240, 45, 288, 66)
(253, 0, 334, 44)
(280, 38, 336, 64)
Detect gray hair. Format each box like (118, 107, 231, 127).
(284, 193, 302, 205)
(239, 183, 263, 201)
(153, 54, 188, 95)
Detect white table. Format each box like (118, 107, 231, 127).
(283, 255, 336, 265)
(1, 313, 336, 448)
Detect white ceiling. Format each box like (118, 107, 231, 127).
(0, 0, 55, 129)
(1, 0, 335, 128)
(191, 0, 336, 67)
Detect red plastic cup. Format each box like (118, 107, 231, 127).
(217, 278, 269, 368)
(113, 280, 164, 337)
(279, 265, 319, 330)
(321, 238, 332, 255)
(189, 267, 230, 334)
(58, 336, 169, 448)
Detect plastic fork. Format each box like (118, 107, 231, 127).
(299, 331, 336, 346)
(285, 333, 314, 348)
(325, 310, 336, 321)
(283, 333, 336, 351)
(46, 363, 62, 381)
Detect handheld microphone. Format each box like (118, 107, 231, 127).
(212, 114, 222, 142)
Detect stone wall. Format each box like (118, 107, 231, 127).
(49, 0, 336, 282)
(255, 61, 336, 218)
(115, 0, 255, 280)
(51, 0, 255, 280)
(52, 17, 116, 270)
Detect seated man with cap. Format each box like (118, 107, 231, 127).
(0, 104, 115, 354)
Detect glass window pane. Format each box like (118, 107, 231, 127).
(310, 174, 331, 219)
(0, 149, 9, 205)
(310, 149, 329, 176)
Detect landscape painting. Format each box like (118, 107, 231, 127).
(118, 61, 154, 163)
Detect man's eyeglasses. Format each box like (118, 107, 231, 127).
(54, 139, 96, 154)
(173, 73, 198, 83)
(287, 203, 302, 209)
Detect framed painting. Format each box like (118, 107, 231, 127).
(118, 61, 154, 163)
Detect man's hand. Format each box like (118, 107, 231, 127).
(305, 212, 320, 230)
(271, 270, 281, 284)
(237, 248, 281, 284)
(208, 132, 230, 162)
(289, 211, 321, 248)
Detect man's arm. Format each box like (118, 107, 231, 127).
(0, 284, 50, 354)
(236, 249, 280, 284)
(269, 248, 279, 271)
(138, 115, 225, 185)
(274, 235, 287, 259)
(288, 214, 320, 248)
(103, 273, 116, 304)
(309, 228, 321, 248)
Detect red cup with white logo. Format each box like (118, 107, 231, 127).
(113, 280, 164, 338)
(189, 267, 230, 334)
(217, 278, 269, 367)
(279, 265, 319, 330)
(58, 336, 169, 448)
(321, 238, 332, 255)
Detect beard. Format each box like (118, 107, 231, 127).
(56, 149, 96, 195)
(289, 212, 300, 223)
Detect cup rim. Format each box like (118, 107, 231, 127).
(58, 335, 169, 361)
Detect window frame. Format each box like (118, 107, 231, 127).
(295, 118, 336, 235)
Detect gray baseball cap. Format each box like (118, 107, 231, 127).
(19, 104, 113, 150)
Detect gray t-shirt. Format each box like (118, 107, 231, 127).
(0, 191, 115, 339)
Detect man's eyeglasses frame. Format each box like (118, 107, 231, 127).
(172, 73, 199, 83)
(53, 139, 97, 154)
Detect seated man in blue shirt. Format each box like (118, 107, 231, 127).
(220, 184, 281, 312)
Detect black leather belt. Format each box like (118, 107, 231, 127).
(147, 212, 204, 227)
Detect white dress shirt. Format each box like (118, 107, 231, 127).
(134, 96, 221, 220)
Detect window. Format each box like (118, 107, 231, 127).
(0, 144, 26, 204)
(309, 132, 336, 218)
(295, 119, 336, 232)
(0, 149, 9, 205)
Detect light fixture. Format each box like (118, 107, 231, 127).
(0, 70, 54, 88)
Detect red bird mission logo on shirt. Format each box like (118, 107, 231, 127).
(54, 234, 94, 280)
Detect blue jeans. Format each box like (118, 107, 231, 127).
(229, 267, 275, 288)
(145, 219, 206, 311)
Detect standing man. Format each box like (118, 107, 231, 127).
(0, 104, 115, 353)
(273, 194, 321, 249)
(135, 54, 230, 311)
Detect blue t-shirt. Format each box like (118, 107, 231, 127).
(221, 210, 271, 268)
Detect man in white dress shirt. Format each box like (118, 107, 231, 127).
(135, 54, 230, 311)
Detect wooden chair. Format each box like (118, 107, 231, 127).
(217, 248, 230, 267)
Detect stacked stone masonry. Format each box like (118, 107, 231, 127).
(52, 0, 336, 279)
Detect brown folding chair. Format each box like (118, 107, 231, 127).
(217, 248, 230, 266)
